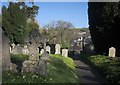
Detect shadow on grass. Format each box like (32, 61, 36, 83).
(70, 53, 110, 85)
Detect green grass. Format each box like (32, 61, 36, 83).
(80, 54, 120, 84)
(10, 54, 29, 71)
(48, 54, 78, 83)
(3, 54, 78, 83)
(11, 54, 29, 63)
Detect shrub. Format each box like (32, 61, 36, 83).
(82, 54, 120, 84)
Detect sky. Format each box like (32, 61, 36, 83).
(35, 2, 88, 28)
(1, 2, 89, 28)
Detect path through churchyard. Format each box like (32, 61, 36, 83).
(73, 54, 108, 85)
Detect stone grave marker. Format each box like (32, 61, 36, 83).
(28, 42, 39, 61)
(2, 33, 17, 71)
(11, 43, 15, 49)
(11, 44, 22, 54)
(46, 46, 51, 54)
(109, 47, 116, 57)
(40, 49, 44, 55)
(62, 49, 68, 57)
(55, 44, 61, 54)
(22, 45, 29, 55)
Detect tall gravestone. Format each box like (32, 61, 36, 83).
(28, 41, 39, 61)
(109, 47, 116, 57)
(62, 49, 68, 57)
(0, 28, 2, 84)
(55, 44, 61, 54)
(46, 46, 51, 54)
(2, 33, 11, 70)
(2, 33, 17, 71)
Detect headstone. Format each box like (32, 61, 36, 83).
(2, 33, 17, 71)
(28, 42, 39, 61)
(55, 44, 61, 54)
(40, 49, 44, 54)
(11, 43, 15, 49)
(11, 44, 22, 54)
(62, 49, 68, 57)
(46, 46, 51, 54)
(22, 45, 29, 55)
(22, 52, 50, 77)
(2, 33, 12, 70)
(109, 47, 116, 57)
(10, 46, 12, 53)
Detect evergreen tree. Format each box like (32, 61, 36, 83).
(2, 2, 27, 44)
(2, 2, 39, 44)
(88, 2, 120, 56)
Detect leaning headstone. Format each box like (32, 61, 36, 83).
(46, 46, 51, 54)
(109, 47, 116, 57)
(55, 44, 61, 54)
(62, 49, 68, 57)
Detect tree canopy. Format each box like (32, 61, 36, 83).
(88, 2, 120, 56)
(2, 2, 27, 44)
(2, 2, 39, 44)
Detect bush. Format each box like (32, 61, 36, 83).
(86, 55, 120, 84)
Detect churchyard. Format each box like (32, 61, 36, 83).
(1, 1, 120, 85)
(2, 26, 120, 84)
(2, 32, 78, 83)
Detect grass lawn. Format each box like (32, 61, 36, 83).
(2, 54, 78, 83)
(80, 54, 120, 84)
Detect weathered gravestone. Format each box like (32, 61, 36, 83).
(28, 42, 39, 61)
(11, 43, 15, 49)
(40, 49, 44, 55)
(22, 45, 29, 55)
(55, 44, 61, 54)
(2, 33, 17, 71)
(62, 49, 68, 57)
(22, 52, 50, 77)
(9, 46, 12, 53)
(46, 46, 51, 54)
(11, 44, 22, 54)
(109, 47, 116, 57)
(10, 43, 15, 53)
